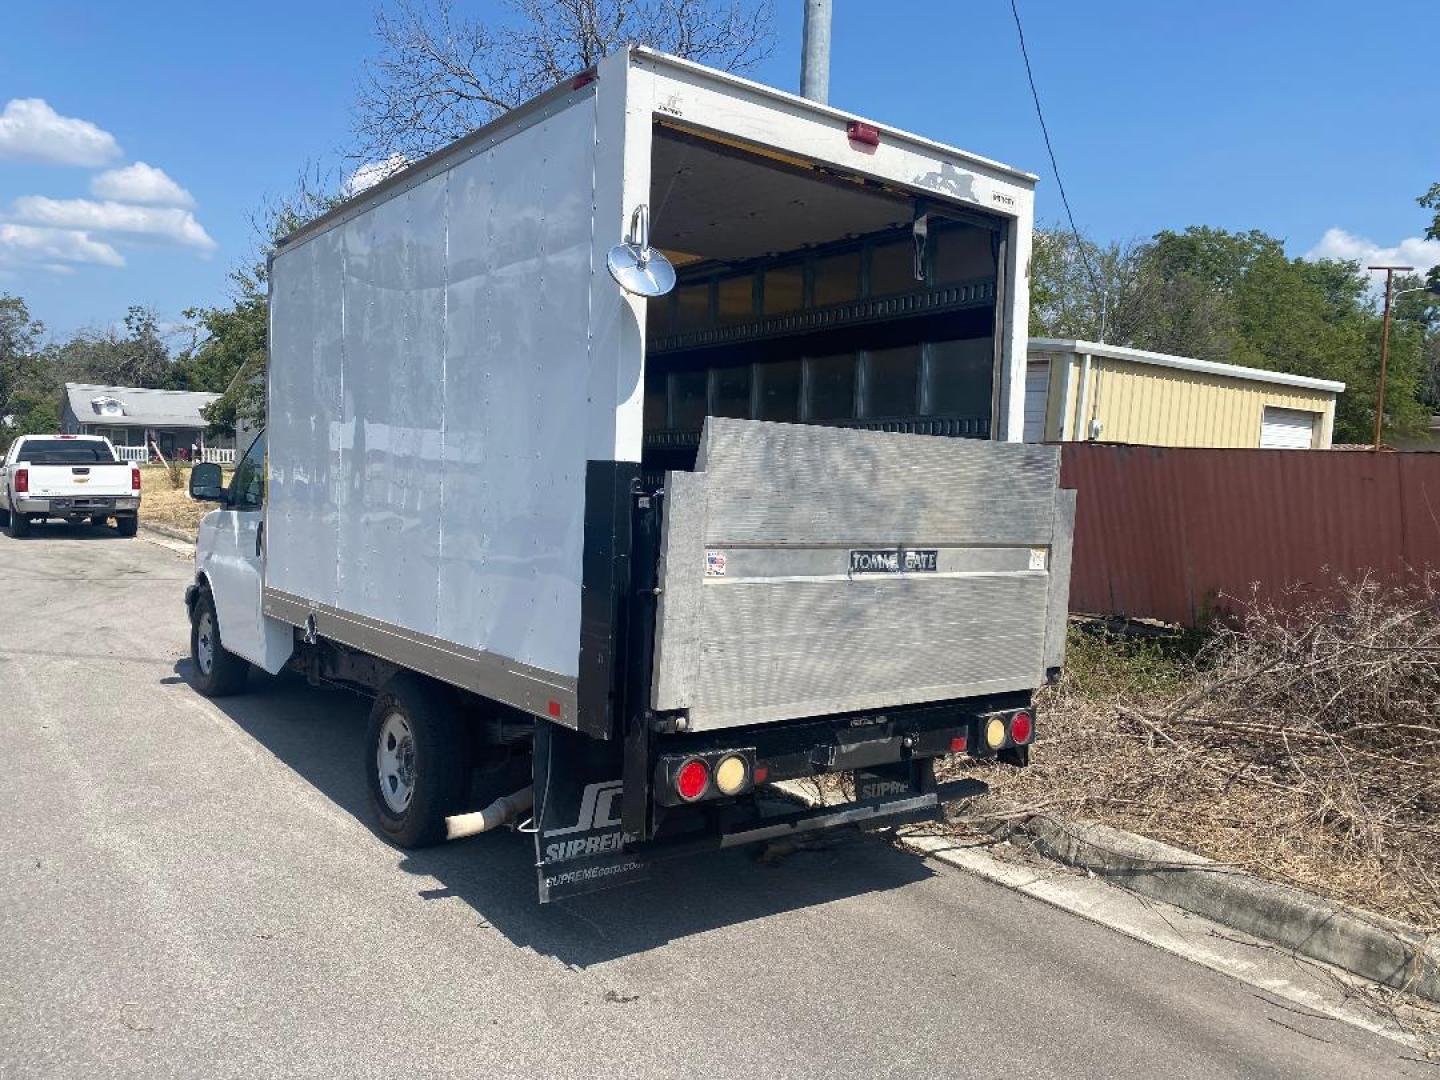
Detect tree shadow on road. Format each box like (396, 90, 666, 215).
(175, 660, 936, 967)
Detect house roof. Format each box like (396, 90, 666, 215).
(1028, 339, 1347, 395)
(64, 383, 219, 428)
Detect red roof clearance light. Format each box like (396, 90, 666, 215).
(846, 120, 881, 148)
(675, 758, 710, 802)
(1010, 711, 1033, 744)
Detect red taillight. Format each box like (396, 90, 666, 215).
(846, 120, 881, 147)
(1010, 711, 1033, 744)
(752, 764, 770, 785)
(131, 466, 141, 491)
(675, 758, 710, 802)
(949, 734, 968, 754)
(14, 468, 28, 493)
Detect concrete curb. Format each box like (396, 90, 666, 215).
(995, 814, 1440, 1003)
(139, 523, 196, 545)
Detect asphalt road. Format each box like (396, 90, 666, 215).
(0, 525, 1420, 1079)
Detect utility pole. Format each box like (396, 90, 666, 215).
(1370, 264, 1413, 450)
(800, 0, 832, 104)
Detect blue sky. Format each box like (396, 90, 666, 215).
(2, 0, 1436, 342)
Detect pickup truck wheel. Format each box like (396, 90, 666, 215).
(190, 590, 249, 697)
(115, 514, 139, 537)
(366, 675, 467, 848)
(89, 514, 108, 526)
(6, 507, 29, 538)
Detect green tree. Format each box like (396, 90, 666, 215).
(0, 295, 58, 453)
(1029, 224, 1429, 443)
(44, 305, 172, 389)
(1421, 183, 1440, 290)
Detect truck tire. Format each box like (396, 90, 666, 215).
(366, 674, 468, 848)
(90, 514, 109, 526)
(190, 588, 249, 697)
(6, 507, 29, 538)
(116, 514, 139, 537)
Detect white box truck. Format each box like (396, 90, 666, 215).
(185, 47, 1074, 902)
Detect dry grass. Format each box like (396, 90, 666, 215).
(138, 465, 229, 535)
(942, 576, 1440, 931)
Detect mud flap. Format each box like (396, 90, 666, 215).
(533, 720, 649, 903)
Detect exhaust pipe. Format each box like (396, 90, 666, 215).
(444, 786, 533, 841)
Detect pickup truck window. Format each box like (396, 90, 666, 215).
(229, 431, 267, 510)
(14, 439, 117, 464)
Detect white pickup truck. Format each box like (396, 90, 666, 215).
(1, 434, 141, 538)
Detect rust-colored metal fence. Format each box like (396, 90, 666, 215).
(1058, 444, 1440, 626)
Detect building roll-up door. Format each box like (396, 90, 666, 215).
(1023, 361, 1050, 442)
(1259, 406, 1318, 450)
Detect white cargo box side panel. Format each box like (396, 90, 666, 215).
(336, 173, 448, 637)
(438, 101, 598, 672)
(267, 95, 604, 708)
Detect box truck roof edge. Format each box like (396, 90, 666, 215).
(273, 46, 1038, 258)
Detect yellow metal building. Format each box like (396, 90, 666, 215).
(1025, 339, 1344, 449)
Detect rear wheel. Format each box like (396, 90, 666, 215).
(6, 506, 29, 538)
(366, 674, 468, 848)
(90, 514, 109, 526)
(189, 589, 249, 697)
(115, 514, 138, 537)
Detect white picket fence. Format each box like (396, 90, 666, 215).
(112, 445, 234, 465)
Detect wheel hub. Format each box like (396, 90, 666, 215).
(376, 711, 416, 814)
(196, 612, 214, 675)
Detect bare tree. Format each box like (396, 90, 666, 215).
(353, 0, 774, 167)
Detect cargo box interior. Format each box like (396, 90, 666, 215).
(642, 123, 1005, 479)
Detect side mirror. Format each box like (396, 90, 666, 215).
(189, 462, 227, 503)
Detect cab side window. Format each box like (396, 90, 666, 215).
(229, 432, 267, 510)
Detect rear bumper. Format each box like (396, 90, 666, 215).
(14, 495, 138, 515)
(538, 786, 940, 902)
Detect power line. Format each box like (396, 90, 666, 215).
(1008, 0, 1105, 304)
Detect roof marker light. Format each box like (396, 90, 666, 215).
(846, 121, 881, 148)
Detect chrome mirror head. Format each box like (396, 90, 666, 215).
(606, 204, 676, 297)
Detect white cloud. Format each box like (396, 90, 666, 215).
(1306, 227, 1440, 282)
(90, 161, 194, 208)
(344, 154, 408, 196)
(0, 98, 121, 167)
(0, 223, 124, 268)
(12, 195, 215, 252)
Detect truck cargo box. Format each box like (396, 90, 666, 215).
(262, 47, 1045, 740)
(165, 45, 1078, 901)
